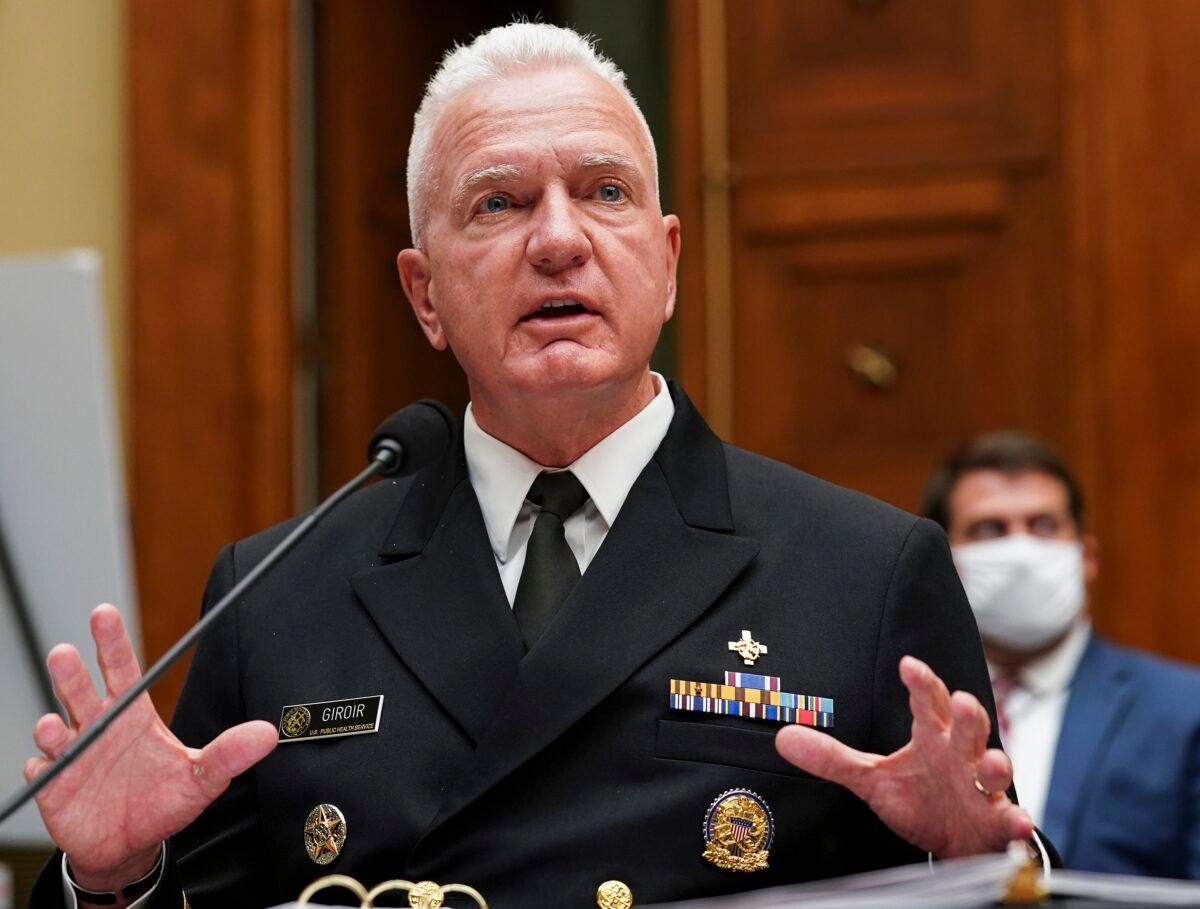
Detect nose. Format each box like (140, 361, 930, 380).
(525, 187, 592, 274)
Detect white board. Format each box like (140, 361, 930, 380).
(0, 250, 139, 845)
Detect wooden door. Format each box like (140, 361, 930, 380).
(675, 0, 1065, 512)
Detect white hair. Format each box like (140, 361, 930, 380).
(405, 22, 659, 247)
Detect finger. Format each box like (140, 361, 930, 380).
(1002, 803, 1034, 841)
(899, 655, 952, 733)
(193, 721, 278, 799)
(775, 725, 873, 793)
(23, 755, 51, 783)
(948, 691, 990, 761)
(47, 644, 103, 727)
(32, 712, 74, 758)
(92, 604, 143, 698)
(976, 747, 1014, 795)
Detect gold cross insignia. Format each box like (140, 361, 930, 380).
(728, 630, 768, 666)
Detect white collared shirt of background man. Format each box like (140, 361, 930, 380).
(991, 618, 1091, 828)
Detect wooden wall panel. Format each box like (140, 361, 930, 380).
(128, 0, 294, 714)
(1062, 0, 1200, 659)
(669, 0, 709, 409)
(727, 0, 1057, 175)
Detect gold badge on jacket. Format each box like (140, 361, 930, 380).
(728, 630, 768, 666)
(281, 705, 312, 738)
(702, 789, 773, 872)
(596, 880, 633, 909)
(304, 803, 347, 865)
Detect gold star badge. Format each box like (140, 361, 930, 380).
(728, 630, 768, 666)
(303, 803, 347, 865)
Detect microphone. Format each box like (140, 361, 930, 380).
(0, 400, 455, 825)
(369, 399, 454, 476)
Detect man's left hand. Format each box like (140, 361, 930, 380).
(776, 655, 1033, 857)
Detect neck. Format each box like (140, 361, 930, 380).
(984, 619, 1085, 673)
(470, 371, 659, 467)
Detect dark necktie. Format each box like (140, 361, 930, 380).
(513, 470, 590, 650)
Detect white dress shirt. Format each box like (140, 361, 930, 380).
(464, 373, 675, 605)
(990, 618, 1091, 828)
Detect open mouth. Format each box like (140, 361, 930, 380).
(520, 298, 593, 321)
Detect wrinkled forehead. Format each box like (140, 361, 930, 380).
(425, 66, 656, 208)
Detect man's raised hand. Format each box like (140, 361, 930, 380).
(775, 655, 1033, 858)
(24, 604, 277, 893)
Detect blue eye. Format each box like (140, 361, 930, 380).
(596, 184, 624, 202)
(480, 195, 509, 213)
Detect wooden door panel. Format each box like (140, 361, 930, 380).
(727, 0, 1057, 175)
(732, 166, 1067, 510)
(737, 264, 1038, 503)
(690, 0, 1069, 513)
(129, 0, 294, 715)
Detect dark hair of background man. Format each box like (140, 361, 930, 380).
(922, 431, 1086, 532)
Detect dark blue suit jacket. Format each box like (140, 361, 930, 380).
(1042, 634, 1200, 878)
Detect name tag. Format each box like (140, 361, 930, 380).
(278, 695, 384, 742)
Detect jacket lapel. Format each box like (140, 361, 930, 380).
(350, 443, 525, 745)
(1041, 635, 1134, 858)
(420, 386, 760, 837)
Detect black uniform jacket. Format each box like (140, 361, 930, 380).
(33, 384, 1001, 908)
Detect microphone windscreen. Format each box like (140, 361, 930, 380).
(368, 400, 454, 475)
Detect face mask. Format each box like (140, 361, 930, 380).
(951, 535, 1085, 651)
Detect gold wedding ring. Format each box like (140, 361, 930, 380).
(973, 776, 1001, 799)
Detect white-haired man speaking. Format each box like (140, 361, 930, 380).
(28, 24, 1039, 908)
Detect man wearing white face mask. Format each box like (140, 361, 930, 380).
(924, 432, 1200, 879)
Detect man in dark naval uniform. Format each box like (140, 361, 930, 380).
(27, 22, 1037, 909)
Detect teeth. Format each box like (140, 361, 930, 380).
(539, 299, 577, 310)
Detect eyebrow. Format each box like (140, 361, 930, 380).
(577, 152, 646, 192)
(576, 152, 637, 171)
(451, 164, 526, 212)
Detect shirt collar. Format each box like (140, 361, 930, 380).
(990, 618, 1092, 697)
(463, 373, 675, 564)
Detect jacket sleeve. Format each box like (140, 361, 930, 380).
(868, 518, 1004, 758)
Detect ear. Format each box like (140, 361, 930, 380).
(397, 248, 447, 350)
(1081, 532, 1100, 585)
(661, 214, 682, 322)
